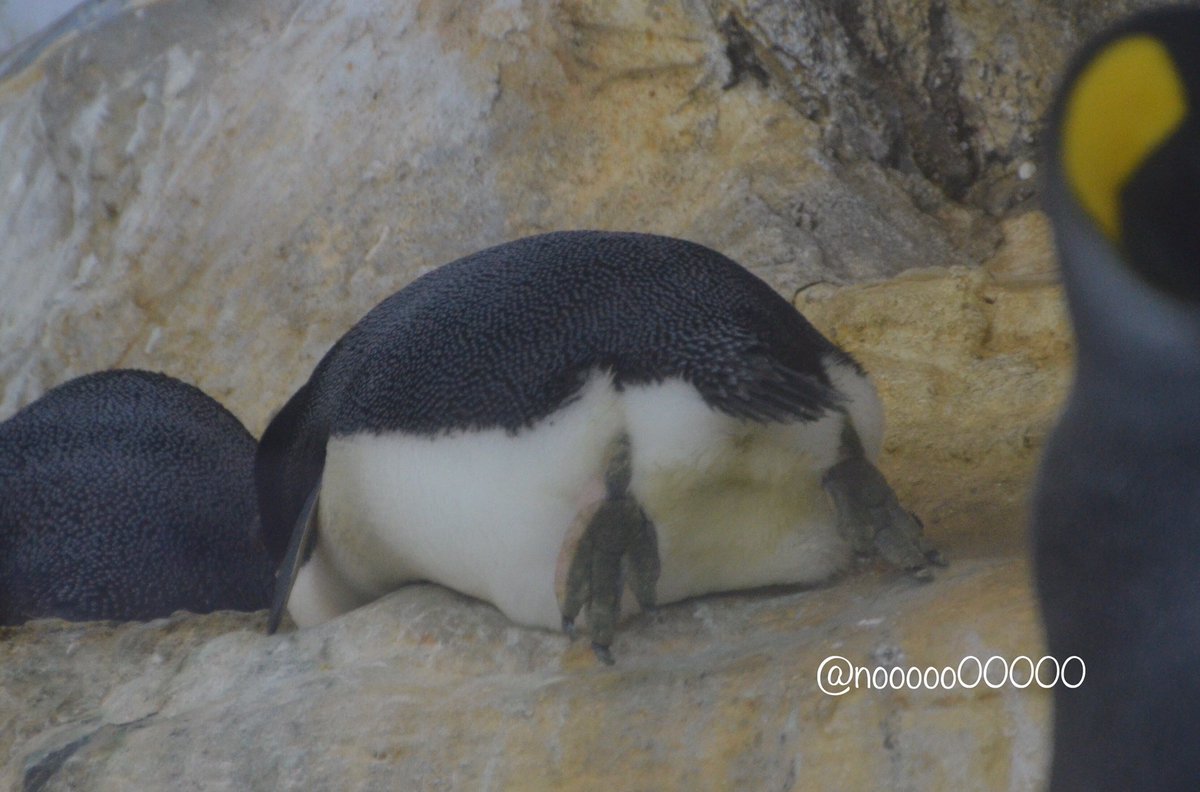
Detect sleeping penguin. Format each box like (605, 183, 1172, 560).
(1034, 7, 1200, 790)
(0, 369, 274, 625)
(257, 231, 942, 662)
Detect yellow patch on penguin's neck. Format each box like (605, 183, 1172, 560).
(1062, 35, 1187, 241)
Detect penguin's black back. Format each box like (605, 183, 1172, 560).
(256, 231, 856, 563)
(0, 370, 274, 625)
(319, 231, 849, 435)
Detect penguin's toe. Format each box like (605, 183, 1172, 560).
(924, 546, 949, 568)
(872, 507, 943, 580)
(591, 642, 617, 667)
(556, 495, 661, 665)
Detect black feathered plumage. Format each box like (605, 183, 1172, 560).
(0, 370, 274, 625)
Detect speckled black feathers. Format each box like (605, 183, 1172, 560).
(256, 231, 856, 565)
(0, 370, 274, 625)
(320, 231, 847, 434)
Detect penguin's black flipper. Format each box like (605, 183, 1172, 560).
(558, 434, 660, 665)
(266, 475, 321, 634)
(255, 380, 328, 632)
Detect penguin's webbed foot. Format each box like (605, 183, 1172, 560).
(557, 435, 660, 665)
(558, 496, 660, 665)
(822, 455, 945, 580)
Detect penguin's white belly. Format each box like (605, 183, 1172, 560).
(293, 373, 623, 630)
(622, 377, 859, 604)
(289, 359, 883, 631)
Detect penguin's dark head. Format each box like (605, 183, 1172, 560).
(1046, 7, 1200, 363)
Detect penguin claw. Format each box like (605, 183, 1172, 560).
(562, 616, 578, 640)
(909, 565, 935, 583)
(592, 642, 616, 666)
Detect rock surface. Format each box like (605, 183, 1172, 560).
(0, 0, 1157, 428)
(0, 0, 1152, 788)
(2, 565, 1048, 791)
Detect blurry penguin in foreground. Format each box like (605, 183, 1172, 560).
(1034, 7, 1200, 790)
(257, 231, 943, 663)
(0, 370, 274, 625)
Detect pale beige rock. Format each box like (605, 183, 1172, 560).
(0, 0, 1134, 430)
(2, 568, 1049, 791)
(0, 0, 1149, 428)
(799, 211, 1069, 558)
(728, 0, 1153, 212)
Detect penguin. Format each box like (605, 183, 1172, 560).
(0, 369, 274, 625)
(257, 231, 942, 663)
(1033, 7, 1200, 790)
